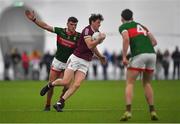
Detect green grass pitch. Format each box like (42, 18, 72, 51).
(0, 80, 180, 123)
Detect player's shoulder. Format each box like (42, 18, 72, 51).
(119, 23, 127, 33)
(54, 27, 64, 34)
(119, 21, 137, 33)
(119, 23, 126, 30)
(123, 21, 137, 27)
(82, 25, 93, 36)
(83, 25, 91, 32)
(137, 23, 149, 32)
(54, 27, 63, 30)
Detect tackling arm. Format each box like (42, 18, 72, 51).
(25, 10, 53, 32)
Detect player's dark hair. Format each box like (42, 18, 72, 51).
(89, 13, 104, 24)
(121, 9, 133, 21)
(68, 16, 78, 23)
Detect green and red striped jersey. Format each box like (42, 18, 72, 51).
(53, 27, 80, 63)
(119, 21, 155, 57)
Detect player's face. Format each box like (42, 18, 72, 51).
(91, 19, 101, 31)
(67, 21, 77, 33)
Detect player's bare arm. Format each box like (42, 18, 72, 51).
(84, 33, 106, 49)
(147, 32, 157, 47)
(140, 24, 157, 47)
(93, 47, 107, 65)
(121, 31, 130, 66)
(25, 10, 53, 32)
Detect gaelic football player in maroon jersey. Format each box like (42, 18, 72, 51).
(40, 14, 106, 112)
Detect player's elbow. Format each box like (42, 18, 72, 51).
(44, 25, 53, 32)
(87, 44, 92, 49)
(153, 41, 157, 46)
(87, 42, 96, 49)
(152, 40, 157, 46)
(73, 83, 81, 89)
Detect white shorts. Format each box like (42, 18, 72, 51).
(51, 57, 66, 72)
(66, 54, 90, 75)
(128, 53, 156, 73)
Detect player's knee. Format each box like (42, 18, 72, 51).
(73, 83, 81, 89)
(142, 81, 151, 87)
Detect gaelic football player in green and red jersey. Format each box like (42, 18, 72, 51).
(25, 10, 80, 111)
(119, 9, 158, 121)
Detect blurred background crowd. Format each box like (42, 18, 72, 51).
(2, 46, 180, 81)
(0, 0, 180, 81)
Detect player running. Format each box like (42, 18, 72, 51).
(25, 10, 80, 111)
(40, 13, 106, 112)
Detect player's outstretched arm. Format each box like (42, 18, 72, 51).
(25, 10, 53, 32)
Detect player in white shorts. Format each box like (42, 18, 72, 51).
(119, 9, 159, 121)
(51, 58, 66, 71)
(25, 9, 80, 111)
(66, 54, 90, 75)
(128, 53, 156, 73)
(40, 13, 106, 112)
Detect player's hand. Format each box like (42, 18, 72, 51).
(25, 10, 36, 21)
(98, 33, 106, 44)
(122, 57, 129, 66)
(99, 55, 107, 65)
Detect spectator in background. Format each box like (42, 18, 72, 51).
(162, 49, 170, 80)
(3, 52, 12, 80)
(11, 48, 21, 80)
(102, 49, 110, 80)
(22, 51, 29, 80)
(172, 46, 180, 80)
(41, 51, 54, 80)
(92, 55, 99, 80)
(118, 51, 125, 79)
(111, 52, 118, 80)
(155, 49, 163, 80)
(30, 50, 41, 80)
